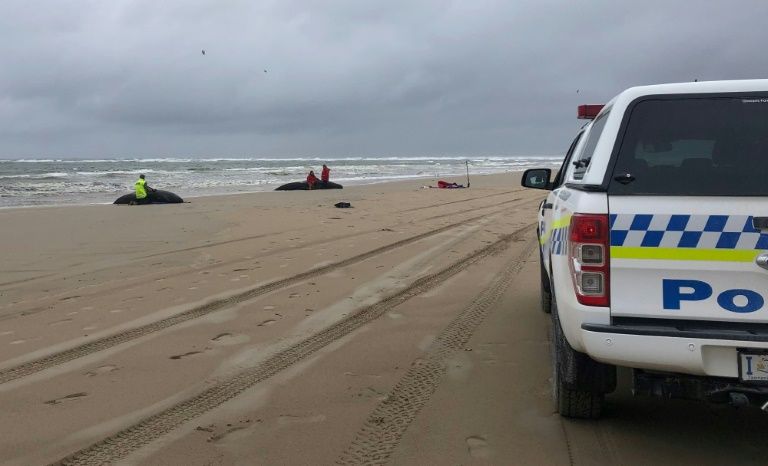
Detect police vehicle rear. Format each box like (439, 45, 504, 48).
(522, 80, 768, 418)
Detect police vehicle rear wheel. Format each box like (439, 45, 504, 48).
(540, 250, 552, 313)
(551, 301, 606, 419)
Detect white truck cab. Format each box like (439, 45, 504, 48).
(523, 80, 768, 418)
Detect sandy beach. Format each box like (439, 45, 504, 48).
(0, 173, 542, 464)
(3, 172, 768, 466)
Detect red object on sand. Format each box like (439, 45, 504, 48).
(435, 180, 464, 189)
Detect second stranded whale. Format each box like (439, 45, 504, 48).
(275, 181, 343, 191)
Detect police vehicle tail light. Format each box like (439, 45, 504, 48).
(569, 214, 610, 307)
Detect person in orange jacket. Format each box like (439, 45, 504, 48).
(306, 170, 319, 190)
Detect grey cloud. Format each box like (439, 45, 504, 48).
(2, 0, 768, 158)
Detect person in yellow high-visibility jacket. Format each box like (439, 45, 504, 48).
(133, 174, 155, 205)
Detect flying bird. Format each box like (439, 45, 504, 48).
(202, 49, 206, 55)
(264, 69, 267, 73)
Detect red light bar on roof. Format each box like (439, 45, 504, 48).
(578, 104, 605, 120)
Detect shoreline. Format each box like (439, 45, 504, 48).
(0, 169, 538, 211)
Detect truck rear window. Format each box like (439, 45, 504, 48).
(608, 96, 768, 196)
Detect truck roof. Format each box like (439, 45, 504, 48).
(622, 79, 768, 98)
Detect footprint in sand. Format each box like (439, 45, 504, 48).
(466, 436, 491, 458)
(109, 309, 124, 314)
(257, 319, 276, 327)
(169, 350, 203, 360)
(45, 392, 88, 405)
(343, 371, 382, 379)
(82, 325, 97, 331)
(66, 311, 79, 316)
(355, 387, 387, 401)
(197, 420, 257, 443)
(208, 425, 246, 442)
(189, 286, 199, 290)
(48, 318, 73, 326)
(85, 365, 118, 377)
(277, 414, 326, 426)
(210, 333, 249, 346)
(263, 305, 276, 310)
(10, 339, 26, 345)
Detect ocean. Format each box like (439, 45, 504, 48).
(0, 156, 563, 208)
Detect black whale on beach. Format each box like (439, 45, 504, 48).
(275, 181, 343, 191)
(113, 190, 184, 204)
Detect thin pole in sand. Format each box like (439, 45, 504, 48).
(465, 160, 471, 188)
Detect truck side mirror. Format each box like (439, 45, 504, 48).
(521, 168, 552, 190)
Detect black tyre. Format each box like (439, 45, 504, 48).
(539, 249, 552, 314)
(551, 301, 615, 419)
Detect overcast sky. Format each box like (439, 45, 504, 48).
(1, 0, 767, 159)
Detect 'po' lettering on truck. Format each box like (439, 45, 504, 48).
(662, 279, 765, 313)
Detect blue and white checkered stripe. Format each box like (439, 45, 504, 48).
(610, 214, 768, 249)
(551, 226, 570, 255)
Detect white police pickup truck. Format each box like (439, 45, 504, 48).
(522, 80, 768, 419)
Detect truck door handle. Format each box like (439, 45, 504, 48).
(542, 203, 553, 210)
(753, 217, 768, 231)
(757, 253, 768, 271)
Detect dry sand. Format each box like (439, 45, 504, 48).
(4, 172, 767, 466)
(0, 173, 542, 464)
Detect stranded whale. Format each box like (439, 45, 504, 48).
(114, 190, 184, 204)
(275, 181, 343, 191)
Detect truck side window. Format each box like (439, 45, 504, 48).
(553, 131, 583, 188)
(573, 112, 610, 180)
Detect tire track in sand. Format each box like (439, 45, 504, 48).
(401, 190, 524, 213)
(0, 195, 538, 315)
(336, 238, 536, 465)
(0, 208, 523, 385)
(51, 224, 534, 466)
(136, 195, 526, 260)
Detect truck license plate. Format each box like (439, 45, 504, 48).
(739, 351, 768, 382)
